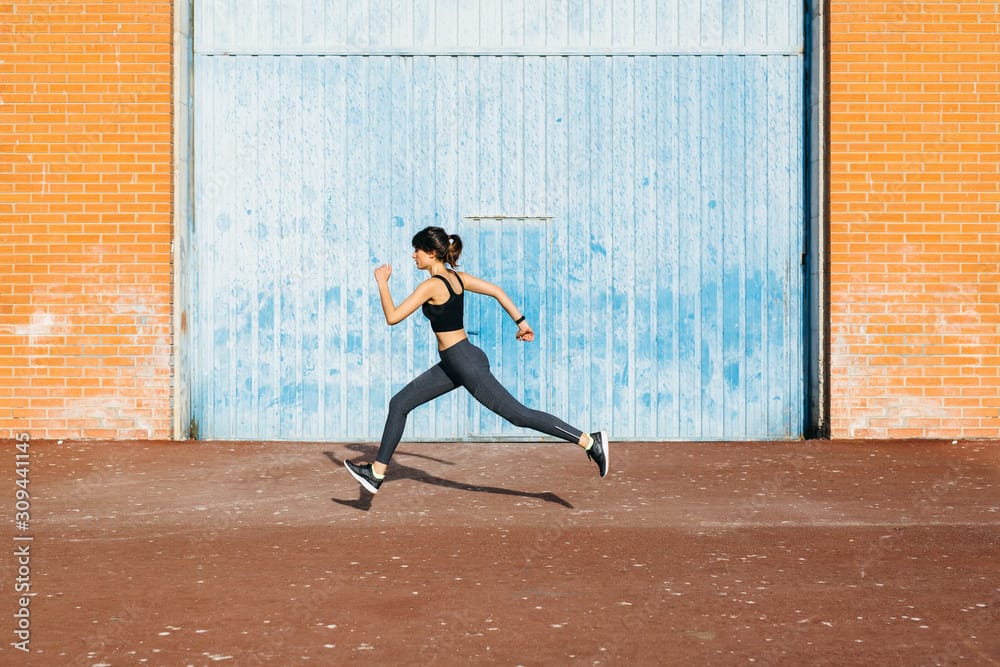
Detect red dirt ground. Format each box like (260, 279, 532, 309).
(2, 439, 999, 665)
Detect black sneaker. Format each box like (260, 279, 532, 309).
(586, 431, 609, 478)
(344, 460, 383, 494)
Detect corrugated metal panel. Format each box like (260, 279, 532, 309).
(194, 0, 803, 54)
(191, 51, 804, 440)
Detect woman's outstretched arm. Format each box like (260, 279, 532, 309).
(458, 272, 535, 341)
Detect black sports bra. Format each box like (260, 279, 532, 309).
(422, 271, 464, 333)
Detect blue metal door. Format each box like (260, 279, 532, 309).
(191, 1, 806, 440)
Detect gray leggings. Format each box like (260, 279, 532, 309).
(376, 339, 584, 465)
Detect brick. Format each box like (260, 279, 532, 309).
(831, 0, 1000, 441)
(0, 1, 172, 441)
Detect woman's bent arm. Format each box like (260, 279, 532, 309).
(375, 264, 435, 325)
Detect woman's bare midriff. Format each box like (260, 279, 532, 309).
(436, 330, 468, 351)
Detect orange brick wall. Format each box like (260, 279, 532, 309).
(0, 2, 173, 439)
(828, 2, 1000, 438)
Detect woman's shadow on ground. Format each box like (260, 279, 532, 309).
(325, 444, 573, 511)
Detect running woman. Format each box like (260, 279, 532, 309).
(344, 226, 609, 494)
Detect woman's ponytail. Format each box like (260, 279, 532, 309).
(445, 234, 463, 267)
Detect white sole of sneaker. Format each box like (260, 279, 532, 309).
(598, 430, 609, 477)
(344, 460, 380, 494)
